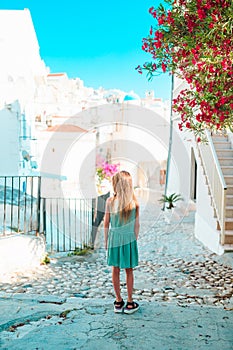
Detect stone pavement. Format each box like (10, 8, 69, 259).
(0, 295, 233, 350)
(0, 198, 233, 349)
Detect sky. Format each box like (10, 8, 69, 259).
(0, 0, 171, 100)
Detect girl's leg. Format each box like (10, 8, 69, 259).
(125, 268, 134, 303)
(112, 266, 122, 301)
(124, 268, 139, 314)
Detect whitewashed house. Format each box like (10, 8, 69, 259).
(0, 9, 48, 176)
(167, 77, 233, 254)
(67, 101, 170, 196)
(0, 9, 50, 272)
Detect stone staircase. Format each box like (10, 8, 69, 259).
(212, 134, 233, 248)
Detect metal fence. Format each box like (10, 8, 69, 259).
(0, 176, 41, 235)
(0, 176, 96, 253)
(41, 197, 93, 252)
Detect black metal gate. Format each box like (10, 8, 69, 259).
(0, 176, 98, 253)
(40, 197, 93, 252)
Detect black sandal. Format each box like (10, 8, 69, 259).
(124, 301, 139, 314)
(114, 299, 125, 313)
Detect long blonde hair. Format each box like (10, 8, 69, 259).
(111, 170, 138, 223)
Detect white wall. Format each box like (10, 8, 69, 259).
(194, 149, 224, 255)
(170, 76, 225, 254)
(0, 102, 20, 175)
(166, 121, 193, 202)
(110, 124, 168, 188)
(0, 10, 46, 85)
(0, 234, 45, 279)
(36, 128, 96, 198)
(71, 103, 171, 190)
(0, 9, 48, 176)
(35, 103, 171, 199)
(227, 131, 233, 148)
(168, 76, 193, 201)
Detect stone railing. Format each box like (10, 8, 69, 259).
(197, 131, 227, 244)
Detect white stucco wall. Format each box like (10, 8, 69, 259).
(71, 103, 172, 191)
(227, 131, 233, 148)
(0, 9, 46, 84)
(35, 103, 172, 199)
(166, 120, 192, 202)
(194, 149, 224, 255)
(36, 129, 96, 198)
(0, 102, 21, 175)
(170, 76, 225, 254)
(0, 9, 48, 176)
(168, 76, 194, 201)
(0, 234, 45, 280)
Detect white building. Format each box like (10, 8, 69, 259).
(167, 76, 233, 254)
(64, 102, 170, 196)
(0, 9, 47, 175)
(0, 10, 98, 181)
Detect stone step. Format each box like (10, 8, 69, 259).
(218, 157, 233, 166)
(225, 218, 233, 231)
(212, 135, 228, 142)
(226, 185, 233, 195)
(222, 166, 233, 175)
(212, 141, 232, 149)
(216, 149, 233, 157)
(226, 206, 233, 217)
(226, 195, 233, 206)
(223, 244, 233, 252)
(224, 175, 233, 185)
(223, 231, 233, 245)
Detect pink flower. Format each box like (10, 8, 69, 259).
(162, 62, 167, 72)
(139, 2, 233, 137)
(158, 15, 165, 25)
(149, 6, 157, 18)
(155, 40, 162, 49)
(197, 9, 206, 20)
(149, 6, 154, 14)
(221, 59, 228, 71)
(100, 162, 120, 179)
(167, 11, 174, 25)
(152, 63, 157, 71)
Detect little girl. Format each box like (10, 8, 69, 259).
(104, 171, 140, 314)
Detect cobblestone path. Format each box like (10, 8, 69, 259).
(0, 199, 233, 310)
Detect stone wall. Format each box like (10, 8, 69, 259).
(0, 234, 45, 281)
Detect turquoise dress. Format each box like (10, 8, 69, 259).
(107, 207, 139, 269)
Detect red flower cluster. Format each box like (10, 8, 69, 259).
(137, 0, 233, 137)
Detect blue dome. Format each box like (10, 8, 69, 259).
(123, 94, 137, 101)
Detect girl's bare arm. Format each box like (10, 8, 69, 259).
(134, 204, 140, 240)
(104, 198, 110, 249)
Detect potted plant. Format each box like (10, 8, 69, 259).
(159, 193, 183, 210)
